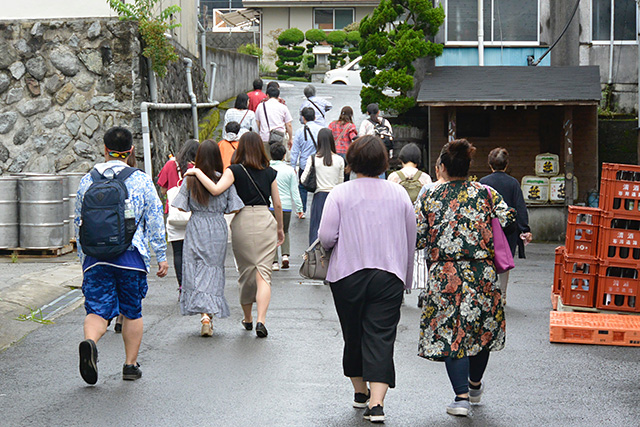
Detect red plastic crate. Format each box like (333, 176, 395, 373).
(561, 254, 597, 308)
(565, 206, 601, 258)
(596, 260, 640, 313)
(553, 246, 565, 295)
(597, 212, 640, 265)
(599, 163, 640, 215)
(550, 311, 640, 347)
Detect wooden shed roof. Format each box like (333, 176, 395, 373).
(416, 66, 601, 107)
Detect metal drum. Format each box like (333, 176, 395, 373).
(60, 175, 70, 244)
(61, 172, 86, 242)
(0, 177, 19, 248)
(19, 176, 65, 249)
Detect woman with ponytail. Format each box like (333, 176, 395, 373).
(415, 139, 516, 417)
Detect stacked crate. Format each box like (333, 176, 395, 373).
(595, 163, 640, 313)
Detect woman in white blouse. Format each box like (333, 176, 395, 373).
(223, 93, 256, 140)
(302, 128, 344, 244)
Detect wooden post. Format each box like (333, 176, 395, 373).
(564, 106, 574, 206)
(448, 108, 457, 142)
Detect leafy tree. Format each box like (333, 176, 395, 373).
(276, 28, 305, 80)
(346, 31, 362, 61)
(359, 0, 444, 114)
(108, 0, 181, 78)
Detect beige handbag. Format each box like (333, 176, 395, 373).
(299, 238, 332, 281)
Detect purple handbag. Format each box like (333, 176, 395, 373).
(484, 185, 515, 274)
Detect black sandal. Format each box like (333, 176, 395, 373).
(241, 320, 253, 331)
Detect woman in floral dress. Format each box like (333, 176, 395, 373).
(415, 139, 515, 417)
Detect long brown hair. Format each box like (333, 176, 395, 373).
(338, 106, 354, 124)
(231, 131, 269, 170)
(187, 140, 224, 205)
(316, 128, 336, 166)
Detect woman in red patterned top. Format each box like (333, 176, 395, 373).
(329, 106, 358, 156)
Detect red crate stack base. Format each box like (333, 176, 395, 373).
(553, 246, 565, 296)
(565, 206, 601, 258)
(561, 254, 597, 308)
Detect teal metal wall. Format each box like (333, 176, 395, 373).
(436, 47, 551, 66)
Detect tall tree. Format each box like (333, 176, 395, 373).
(359, 0, 444, 114)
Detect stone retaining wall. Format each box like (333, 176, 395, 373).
(0, 18, 209, 177)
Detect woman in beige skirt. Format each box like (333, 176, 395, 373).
(186, 132, 284, 338)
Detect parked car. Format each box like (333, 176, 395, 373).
(323, 57, 362, 85)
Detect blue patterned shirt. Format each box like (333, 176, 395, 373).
(75, 160, 167, 272)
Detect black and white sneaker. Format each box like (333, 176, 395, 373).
(79, 339, 98, 385)
(353, 390, 370, 409)
(363, 405, 385, 423)
(122, 363, 142, 381)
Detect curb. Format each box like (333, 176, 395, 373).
(0, 262, 83, 352)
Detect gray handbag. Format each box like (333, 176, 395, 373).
(299, 238, 332, 281)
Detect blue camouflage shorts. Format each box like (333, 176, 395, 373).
(82, 265, 148, 320)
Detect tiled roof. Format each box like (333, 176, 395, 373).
(416, 66, 601, 106)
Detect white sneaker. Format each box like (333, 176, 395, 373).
(446, 399, 470, 416)
(281, 255, 289, 269)
(272, 262, 280, 271)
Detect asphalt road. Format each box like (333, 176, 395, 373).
(0, 82, 638, 426)
(0, 204, 638, 426)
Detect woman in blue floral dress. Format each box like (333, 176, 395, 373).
(415, 139, 515, 417)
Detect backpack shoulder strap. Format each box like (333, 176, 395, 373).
(262, 102, 271, 130)
(90, 168, 104, 182)
(414, 170, 422, 181)
(115, 167, 138, 182)
(396, 171, 406, 181)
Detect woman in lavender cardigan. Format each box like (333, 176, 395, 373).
(318, 135, 416, 424)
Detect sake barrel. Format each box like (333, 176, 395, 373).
(0, 177, 19, 248)
(550, 176, 579, 203)
(19, 176, 65, 249)
(61, 172, 86, 242)
(535, 153, 560, 177)
(521, 175, 549, 204)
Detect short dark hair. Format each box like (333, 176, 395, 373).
(488, 147, 509, 171)
(253, 78, 263, 90)
(440, 139, 476, 178)
(270, 143, 286, 161)
(104, 126, 132, 151)
(398, 143, 422, 166)
(346, 135, 388, 177)
(266, 81, 279, 90)
(266, 86, 280, 98)
(225, 121, 241, 134)
(235, 93, 249, 109)
(366, 103, 379, 116)
(301, 107, 315, 122)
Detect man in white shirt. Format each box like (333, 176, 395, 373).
(290, 108, 323, 214)
(255, 85, 293, 148)
(299, 84, 332, 127)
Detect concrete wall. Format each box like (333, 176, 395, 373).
(205, 47, 258, 102)
(2, 0, 199, 57)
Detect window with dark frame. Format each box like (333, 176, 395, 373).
(313, 8, 354, 30)
(444, 112, 491, 138)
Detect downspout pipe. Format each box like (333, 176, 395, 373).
(140, 101, 219, 176)
(477, 0, 484, 66)
(197, 21, 207, 71)
(183, 57, 199, 139)
(208, 62, 218, 103)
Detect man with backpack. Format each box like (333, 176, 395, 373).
(75, 126, 168, 385)
(359, 103, 394, 157)
(387, 143, 433, 203)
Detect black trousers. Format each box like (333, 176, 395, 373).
(444, 349, 491, 395)
(171, 240, 184, 287)
(330, 269, 403, 388)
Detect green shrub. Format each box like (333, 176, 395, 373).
(305, 29, 326, 44)
(237, 43, 263, 58)
(288, 76, 310, 82)
(326, 30, 347, 47)
(278, 28, 304, 46)
(346, 31, 361, 46)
